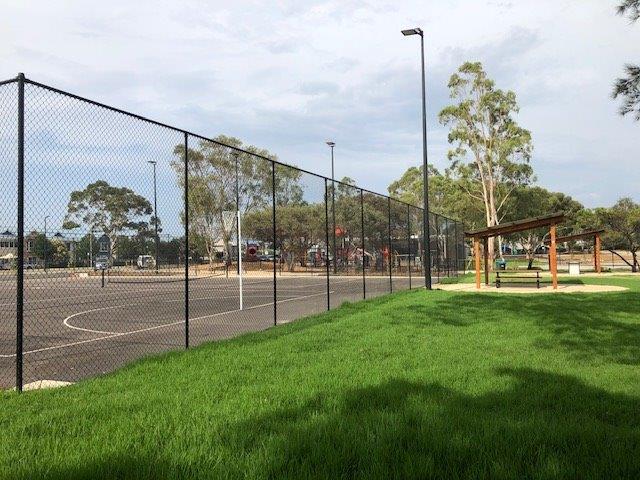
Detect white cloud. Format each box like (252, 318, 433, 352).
(0, 0, 638, 208)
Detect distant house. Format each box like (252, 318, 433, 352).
(52, 232, 77, 266)
(0, 230, 79, 268)
(0, 230, 17, 256)
(24, 231, 41, 266)
(52, 232, 76, 253)
(0, 230, 17, 267)
(0, 230, 40, 266)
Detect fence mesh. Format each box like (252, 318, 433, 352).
(0, 80, 18, 389)
(408, 205, 425, 289)
(362, 192, 392, 298)
(1, 75, 464, 390)
(22, 81, 186, 386)
(329, 183, 364, 308)
(390, 198, 410, 291)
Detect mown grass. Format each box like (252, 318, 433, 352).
(1, 276, 640, 479)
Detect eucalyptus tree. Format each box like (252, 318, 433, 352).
(172, 135, 301, 266)
(597, 198, 640, 272)
(62, 180, 152, 261)
(439, 61, 534, 258)
(387, 165, 483, 229)
(502, 187, 583, 268)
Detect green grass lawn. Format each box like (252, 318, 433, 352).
(2, 276, 640, 479)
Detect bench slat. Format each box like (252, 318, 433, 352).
(496, 270, 543, 288)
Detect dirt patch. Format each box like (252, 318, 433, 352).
(437, 283, 628, 294)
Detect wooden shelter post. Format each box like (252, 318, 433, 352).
(550, 229, 605, 274)
(549, 223, 558, 289)
(474, 237, 481, 289)
(483, 237, 489, 286)
(595, 233, 601, 273)
(465, 213, 565, 291)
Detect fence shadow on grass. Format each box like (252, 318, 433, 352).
(30, 369, 640, 479)
(425, 292, 640, 366)
(217, 368, 640, 479)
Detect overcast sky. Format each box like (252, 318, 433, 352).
(1, 0, 639, 209)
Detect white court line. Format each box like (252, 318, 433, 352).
(0, 276, 361, 307)
(63, 293, 294, 335)
(62, 293, 285, 335)
(0, 290, 332, 358)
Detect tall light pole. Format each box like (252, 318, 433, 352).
(326, 141, 337, 274)
(402, 27, 432, 289)
(43, 215, 49, 272)
(148, 160, 159, 273)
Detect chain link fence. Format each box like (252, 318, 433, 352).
(0, 74, 465, 391)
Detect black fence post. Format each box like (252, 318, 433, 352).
(445, 217, 450, 277)
(360, 189, 366, 300)
(234, 152, 240, 275)
(16, 72, 24, 393)
(387, 197, 392, 293)
(462, 223, 466, 275)
(407, 204, 412, 290)
(332, 176, 337, 276)
(184, 132, 189, 349)
(324, 178, 330, 311)
(454, 220, 459, 277)
(435, 214, 441, 282)
(272, 161, 277, 326)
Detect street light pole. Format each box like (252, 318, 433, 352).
(326, 141, 337, 274)
(402, 27, 432, 289)
(43, 215, 49, 272)
(148, 161, 159, 273)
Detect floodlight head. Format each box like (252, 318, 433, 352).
(147, 160, 157, 165)
(401, 28, 423, 36)
(326, 141, 335, 147)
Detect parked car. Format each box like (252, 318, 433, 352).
(23, 261, 38, 270)
(136, 255, 156, 269)
(257, 254, 280, 262)
(94, 255, 110, 270)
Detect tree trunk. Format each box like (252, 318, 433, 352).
(206, 239, 215, 268)
(497, 235, 504, 260)
(633, 251, 638, 273)
(109, 232, 118, 261)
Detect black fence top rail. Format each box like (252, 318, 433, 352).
(3, 73, 460, 224)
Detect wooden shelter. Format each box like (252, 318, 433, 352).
(465, 212, 565, 290)
(547, 229, 605, 273)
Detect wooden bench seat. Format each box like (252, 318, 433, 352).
(495, 271, 546, 289)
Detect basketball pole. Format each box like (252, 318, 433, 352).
(237, 210, 243, 310)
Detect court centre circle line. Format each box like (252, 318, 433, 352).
(62, 294, 274, 335)
(0, 290, 334, 358)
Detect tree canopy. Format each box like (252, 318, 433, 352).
(172, 135, 302, 265)
(439, 61, 534, 235)
(501, 187, 584, 267)
(596, 197, 640, 271)
(613, 1, 640, 120)
(387, 165, 484, 229)
(63, 180, 152, 260)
